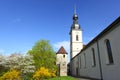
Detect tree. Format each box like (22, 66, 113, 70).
(0, 55, 9, 76)
(1, 53, 35, 77)
(28, 40, 56, 70)
(0, 53, 35, 79)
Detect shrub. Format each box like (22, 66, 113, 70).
(33, 67, 56, 80)
(50, 70, 56, 78)
(0, 69, 21, 80)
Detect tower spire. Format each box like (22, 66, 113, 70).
(69, 4, 83, 60)
(73, 4, 78, 21)
(74, 4, 76, 14)
(70, 4, 81, 30)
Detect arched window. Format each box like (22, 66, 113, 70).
(105, 39, 114, 64)
(91, 48, 96, 67)
(76, 35, 79, 41)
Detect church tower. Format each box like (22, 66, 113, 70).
(69, 8, 83, 60)
(56, 46, 68, 76)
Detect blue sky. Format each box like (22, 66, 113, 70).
(0, 0, 120, 57)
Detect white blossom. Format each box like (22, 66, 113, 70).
(1, 53, 35, 74)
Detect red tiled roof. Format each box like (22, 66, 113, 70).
(56, 46, 68, 54)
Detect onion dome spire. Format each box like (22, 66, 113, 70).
(73, 5, 78, 21)
(71, 5, 81, 30)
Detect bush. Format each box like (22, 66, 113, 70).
(0, 69, 21, 80)
(33, 67, 56, 80)
(50, 70, 56, 78)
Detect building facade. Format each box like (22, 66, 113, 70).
(69, 14, 120, 80)
(69, 12, 83, 60)
(56, 46, 68, 76)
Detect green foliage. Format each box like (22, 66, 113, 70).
(21, 72, 33, 80)
(0, 66, 9, 77)
(28, 40, 57, 70)
(0, 55, 8, 76)
(0, 53, 35, 79)
(0, 40, 57, 80)
(46, 76, 76, 80)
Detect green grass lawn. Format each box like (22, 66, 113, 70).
(46, 76, 76, 80)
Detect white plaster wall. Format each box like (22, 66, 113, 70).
(72, 43, 83, 51)
(56, 54, 68, 64)
(71, 30, 83, 58)
(70, 18, 120, 80)
(70, 57, 79, 76)
(70, 42, 101, 79)
(78, 43, 101, 79)
(98, 23, 120, 80)
(71, 30, 82, 42)
(70, 60, 74, 76)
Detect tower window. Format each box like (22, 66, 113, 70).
(63, 55, 65, 58)
(76, 35, 79, 41)
(91, 48, 96, 67)
(105, 39, 114, 64)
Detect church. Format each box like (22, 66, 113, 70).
(69, 11, 120, 80)
(56, 8, 120, 80)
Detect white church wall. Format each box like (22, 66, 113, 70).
(78, 52, 87, 77)
(70, 29, 83, 58)
(71, 54, 83, 77)
(98, 22, 120, 80)
(72, 43, 83, 51)
(71, 42, 101, 79)
(70, 58, 76, 76)
(77, 43, 101, 79)
(69, 15, 120, 80)
(70, 20, 120, 79)
(71, 30, 82, 42)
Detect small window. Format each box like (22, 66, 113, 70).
(62, 63, 65, 66)
(63, 55, 65, 58)
(76, 61, 78, 65)
(83, 53, 86, 68)
(76, 35, 79, 41)
(105, 39, 114, 64)
(79, 56, 81, 69)
(91, 48, 96, 67)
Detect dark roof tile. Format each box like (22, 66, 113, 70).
(56, 46, 68, 54)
